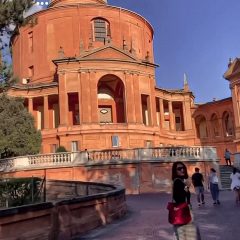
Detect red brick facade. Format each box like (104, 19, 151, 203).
(7, 0, 239, 165)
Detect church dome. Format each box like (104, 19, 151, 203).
(49, 0, 107, 7)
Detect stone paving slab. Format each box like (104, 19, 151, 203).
(76, 191, 240, 240)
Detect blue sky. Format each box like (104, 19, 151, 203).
(108, 0, 240, 103)
(33, 1, 239, 103)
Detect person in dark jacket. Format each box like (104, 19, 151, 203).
(192, 167, 205, 207)
(171, 161, 201, 240)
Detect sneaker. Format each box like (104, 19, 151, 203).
(213, 202, 217, 205)
(198, 203, 201, 207)
(201, 202, 205, 205)
(217, 200, 220, 205)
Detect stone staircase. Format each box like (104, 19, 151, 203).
(219, 165, 233, 190)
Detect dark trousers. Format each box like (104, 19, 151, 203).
(225, 158, 232, 166)
(210, 183, 219, 202)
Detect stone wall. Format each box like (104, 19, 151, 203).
(0, 182, 126, 240)
(1, 159, 220, 194)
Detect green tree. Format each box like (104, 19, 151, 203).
(0, 0, 34, 37)
(0, 56, 16, 91)
(0, 0, 35, 90)
(0, 94, 41, 158)
(56, 146, 68, 153)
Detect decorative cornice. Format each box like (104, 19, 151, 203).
(53, 57, 158, 68)
(11, 82, 58, 90)
(56, 67, 155, 78)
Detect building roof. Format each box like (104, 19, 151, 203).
(49, 0, 107, 7)
(155, 86, 194, 95)
(195, 97, 232, 107)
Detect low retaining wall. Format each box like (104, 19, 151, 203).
(1, 159, 220, 194)
(0, 181, 126, 240)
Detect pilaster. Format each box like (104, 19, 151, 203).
(90, 71, 98, 123)
(125, 72, 136, 123)
(58, 72, 69, 126)
(79, 71, 91, 123)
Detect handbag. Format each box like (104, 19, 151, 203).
(167, 201, 192, 225)
(167, 178, 192, 225)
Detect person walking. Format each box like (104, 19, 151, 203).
(192, 168, 205, 207)
(171, 161, 201, 240)
(230, 167, 240, 204)
(224, 149, 232, 166)
(208, 168, 220, 205)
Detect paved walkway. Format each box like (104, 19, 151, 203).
(78, 191, 240, 240)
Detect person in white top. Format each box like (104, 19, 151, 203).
(208, 168, 220, 205)
(230, 167, 240, 204)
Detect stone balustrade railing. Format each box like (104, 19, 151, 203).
(28, 152, 72, 165)
(88, 146, 217, 161)
(0, 146, 217, 171)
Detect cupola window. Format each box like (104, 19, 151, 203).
(92, 18, 110, 42)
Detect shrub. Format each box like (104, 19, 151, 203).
(0, 177, 44, 208)
(56, 146, 67, 153)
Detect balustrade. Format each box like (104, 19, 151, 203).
(0, 146, 216, 172)
(28, 153, 72, 165)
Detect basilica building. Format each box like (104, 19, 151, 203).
(7, 0, 239, 164)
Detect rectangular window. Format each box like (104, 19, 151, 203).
(51, 144, 58, 153)
(112, 135, 119, 148)
(145, 140, 152, 148)
(71, 141, 78, 152)
(28, 31, 33, 53)
(28, 65, 34, 78)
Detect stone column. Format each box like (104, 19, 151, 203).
(58, 72, 69, 126)
(168, 101, 175, 130)
(44, 95, 49, 129)
(149, 76, 157, 126)
(159, 98, 165, 128)
(28, 97, 36, 128)
(28, 98, 33, 114)
(146, 95, 152, 125)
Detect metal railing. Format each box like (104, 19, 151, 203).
(0, 177, 45, 209)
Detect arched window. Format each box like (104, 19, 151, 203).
(195, 115, 208, 138)
(211, 113, 220, 137)
(222, 111, 234, 137)
(92, 18, 110, 42)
